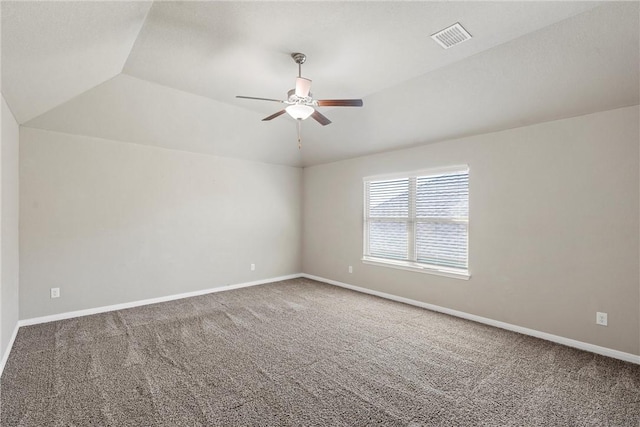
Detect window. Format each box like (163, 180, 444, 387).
(363, 166, 469, 279)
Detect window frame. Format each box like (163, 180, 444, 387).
(362, 165, 470, 280)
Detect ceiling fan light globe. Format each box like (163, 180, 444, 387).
(286, 104, 314, 120)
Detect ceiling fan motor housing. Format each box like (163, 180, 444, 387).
(287, 89, 314, 105)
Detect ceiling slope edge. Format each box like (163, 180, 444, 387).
(20, 125, 303, 171)
(119, 2, 154, 75)
(1, 1, 153, 123)
(23, 74, 122, 127)
(24, 73, 305, 167)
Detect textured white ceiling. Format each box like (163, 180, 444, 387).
(304, 2, 640, 165)
(25, 74, 305, 166)
(122, 1, 601, 113)
(1, 1, 151, 122)
(3, 1, 639, 167)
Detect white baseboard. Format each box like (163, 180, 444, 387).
(0, 323, 20, 378)
(301, 273, 640, 365)
(19, 273, 302, 327)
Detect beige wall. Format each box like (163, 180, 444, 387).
(15, 105, 640, 356)
(20, 128, 302, 319)
(303, 105, 640, 355)
(1, 95, 20, 362)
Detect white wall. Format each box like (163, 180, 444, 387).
(1, 95, 20, 363)
(303, 106, 639, 356)
(20, 127, 302, 319)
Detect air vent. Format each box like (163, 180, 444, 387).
(431, 22, 472, 49)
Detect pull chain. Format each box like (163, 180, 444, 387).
(297, 119, 302, 149)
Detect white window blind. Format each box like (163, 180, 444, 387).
(363, 167, 469, 278)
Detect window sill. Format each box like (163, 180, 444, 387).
(361, 257, 470, 280)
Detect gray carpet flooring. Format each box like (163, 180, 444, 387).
(1, 278, 639, 426)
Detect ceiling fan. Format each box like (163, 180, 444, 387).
(236, 52, 363, 148)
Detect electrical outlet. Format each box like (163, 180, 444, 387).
(596, 312, 608, 326)
(251, 263, 255, 271)
(348, 265, 353, 273)
(50, 287, 60, 299)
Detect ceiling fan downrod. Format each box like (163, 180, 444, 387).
(291, 52, 306, 78)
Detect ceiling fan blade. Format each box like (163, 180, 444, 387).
(295, 78, 312, 97)
(310, 110, 332, 126)
(236, 96, 284, 103)
(262, 110, 287, 121)
(316, 99, 363, 107)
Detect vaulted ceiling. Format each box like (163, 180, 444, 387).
(2, 2, 638, 167)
